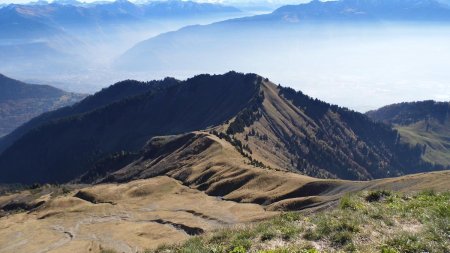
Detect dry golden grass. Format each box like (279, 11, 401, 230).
(1, 130, 449, 253)
(0, 176, 276, 253)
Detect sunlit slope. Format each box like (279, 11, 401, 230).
(0, 145, 449, 253)
(1, 129, 449, 252)
(89, 131, 450, 210)
(215, 80, 439, 180)
(396, 120, 450, 166)
(367, 101, 450, 166)
(0, 176, 276, 253)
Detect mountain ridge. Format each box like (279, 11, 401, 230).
(367, 100, 450, 166)
(0, 72, 261, 183)
(0, 77, 179, 153)
(0, 72, 444, 184)
(270, 0, 450, 22)
(0, 0, 243, 85)
(366, 100, 449, 125)
(1, 0, 240, 32)
(0, 74, 85, 137)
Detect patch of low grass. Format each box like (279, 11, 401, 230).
(151, 237, 215, 253)
(305, 211, 360, 248)
(339, 194, 361, 210)
(100, 249, 118, 253)
(382, 233, 431, 253)
(148, 191, 450, 253)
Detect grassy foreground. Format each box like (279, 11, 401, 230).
(146, 191, 449, 253)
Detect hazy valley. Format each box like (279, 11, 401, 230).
(0, 0, 449, 110)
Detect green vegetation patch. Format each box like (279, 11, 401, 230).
(147, 191, 450, 253)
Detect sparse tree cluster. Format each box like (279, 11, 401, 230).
(227, 92, 264, 135)
(246, 128, 268, 141)
(210, 130, 270, 169)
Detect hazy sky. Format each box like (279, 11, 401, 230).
(0, 0, 308, 4)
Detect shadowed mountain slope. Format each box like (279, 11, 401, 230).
(367, 100, 450, 166)
(0, 74, 66, 101)
(0, 78, 178, 153)
(366, 100, 449, 125)
(0, 72, 261, 183)
(0, 74, 85, 137)
(0, 72, 443, 184)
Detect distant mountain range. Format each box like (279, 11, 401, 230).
(0, 74, 85, 137)
(268, 0, 450, 22)
(0, 0, 240, 40)
(116, 0, 450, 72)
(0, 72, 444, 184)
(367, 101, 450, 166)
(0, 0, 242, 84)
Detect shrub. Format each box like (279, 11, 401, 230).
(365, 190, 391, 202)
(230, 245, 246, 253)
(331, 231, 353, 246)
(260, 229, 276, 241)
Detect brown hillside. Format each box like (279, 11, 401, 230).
(1, 133, 449, 253)
(95, 131, 450, 211)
